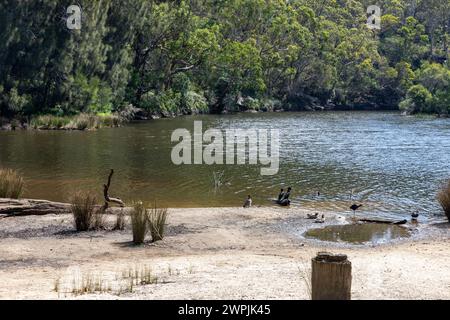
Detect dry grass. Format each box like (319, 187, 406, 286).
(55, 265, 159, 297)
(0, 168, 24, 199)
(113, 209, 126, 231)
(92, 211, 106, 230)
(70, 192, 97, 231)
(130, 202, 148, 244)
(298, 262, 312, 299)
(148, 203, 168, 242)
(30, 113, 122, 131)
(438, 179, 450, 222)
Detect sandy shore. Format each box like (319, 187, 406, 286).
(0, 206, 449, 300)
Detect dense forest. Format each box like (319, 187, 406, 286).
(0, 0, 449, 124)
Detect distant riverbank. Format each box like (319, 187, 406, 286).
(1, 106, 447, 132)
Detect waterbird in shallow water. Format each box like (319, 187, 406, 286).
(411, 211, 419, 221)
(350, 204, 363, 218)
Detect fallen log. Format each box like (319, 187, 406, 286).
(358, 218, 408, 225)
(0, 198, 71, 217)
(0, 198, 129, 218)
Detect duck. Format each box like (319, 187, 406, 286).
(411, 211, 419, 221)
(307, 213, 319, 220)
(243, 195, 252, 208)
(315, 214, 325, 223)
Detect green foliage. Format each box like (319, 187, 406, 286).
(0, 0, 449, 119)
(400, 63, 450, 114)
(147, 204, 168, 242)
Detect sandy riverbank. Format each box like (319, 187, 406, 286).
(0, 206, 449, 300)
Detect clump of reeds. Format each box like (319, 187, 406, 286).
(29, 113, 122, 131)
(212, 170, 225, 189)
(92, 210, 106, 230)
(71, 192, 98, 231)
(438, 179, 450, 222)
(148, 203, 168, 242)
(113, 209, 126, 231)
(130, 202, 168, 244)
(130, 202, 148, 244)
(0, 168, 24, 199)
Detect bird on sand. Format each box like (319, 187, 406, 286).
(243, 195, 252, 208)
(411, 211, 419, 221)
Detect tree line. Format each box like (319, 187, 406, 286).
(0, 0, 449, 121)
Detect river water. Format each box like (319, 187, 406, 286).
(1, 111, 449, 220)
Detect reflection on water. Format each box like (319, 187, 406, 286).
(304, 224, 411, 244)
(1, 111, 450, 218)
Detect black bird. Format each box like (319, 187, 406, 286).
(411, 211, 419, 221)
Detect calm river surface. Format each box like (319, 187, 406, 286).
(1, 112, 450, 219)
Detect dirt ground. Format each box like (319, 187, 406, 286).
(0, 206, 449, 300)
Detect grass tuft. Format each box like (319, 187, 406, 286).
(71, 192, 97, 232)
(438, 179, 450, 222)
(130, 202, 148, 244)
(30, 113, 122, 131)
(0, 168, 24, 199)
(113, 209, 126, 231)
(148, 203, 168, 242)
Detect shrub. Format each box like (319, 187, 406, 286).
(30, 113, 121, 130)
(184, 91, 208, 114)
(0, 168, 24, 198)
(71, 192, 97, 231)
(130, 202, 148, 244)
(30, 115, 71, 129)
(97, 113, 122, 127)
(399, 84, 433, 114)
(438, 180, 450, 222)
(147, 204, 168, 242)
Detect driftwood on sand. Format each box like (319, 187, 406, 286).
(358, 218, 408, 225)
(101, 169, 125, 211)
(0, 198, 71, 217)
(0, 198, 128, 217)
(1, 169, 126, 218)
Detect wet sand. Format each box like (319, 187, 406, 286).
(0, 206, 449, 300)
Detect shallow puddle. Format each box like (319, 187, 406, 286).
(304, 223, 411, 245)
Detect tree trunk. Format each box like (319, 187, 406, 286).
(311, 252, 352, 300)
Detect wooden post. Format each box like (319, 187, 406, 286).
(311, 252, 352, 300)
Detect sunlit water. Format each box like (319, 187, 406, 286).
(304, 224, 411, 245)
(1, 112, 449, 220)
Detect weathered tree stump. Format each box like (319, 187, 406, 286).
(311, 252, 352, 300)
